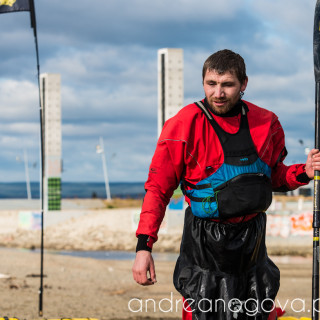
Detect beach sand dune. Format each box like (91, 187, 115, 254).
(0, 208, 183, 253)
(0, 206, 312, 256)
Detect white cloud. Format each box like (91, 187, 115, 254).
(251, 0, 314, 41)
(0, 79, 38, 120)
(0, 0, 317, 183)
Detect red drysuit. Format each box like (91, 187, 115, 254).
(136, 99, 309, 245)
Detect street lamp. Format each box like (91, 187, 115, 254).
(96, 136, 111, 201)
(16, 148, 32, 200)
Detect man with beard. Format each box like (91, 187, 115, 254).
(132, 49, 320, 320)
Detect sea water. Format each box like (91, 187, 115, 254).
(0, 181, 145, 199)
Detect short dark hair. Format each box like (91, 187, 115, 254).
(202, 49, 247, 84)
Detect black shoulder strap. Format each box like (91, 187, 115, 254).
(194, 100, 247, 144)
(194, 100, 258, 165)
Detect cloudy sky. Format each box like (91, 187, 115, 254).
(0, 0, 317, 183)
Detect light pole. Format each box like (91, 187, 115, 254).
(96, 136, 111, 201)
(16, 148, 32, 200)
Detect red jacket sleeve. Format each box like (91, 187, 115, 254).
(136, 118, 187, 242)
(270, 117, 311, 191)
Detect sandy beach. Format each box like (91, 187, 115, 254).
(0, 248, 181, 319)
(0, 199, 315, 319)
(0, 249, 314, 319)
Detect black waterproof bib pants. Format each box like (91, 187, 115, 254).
(174, 208, 280, 320)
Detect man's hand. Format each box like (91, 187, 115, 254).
(306, 149, 320, 179)
(132, 250, 157, 286)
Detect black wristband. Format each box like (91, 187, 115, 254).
(297, 172, 312, 183)
(136, 234, 152, 252)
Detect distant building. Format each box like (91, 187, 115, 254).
(40, 73, 62, 211)
(157, 48, 184, 136)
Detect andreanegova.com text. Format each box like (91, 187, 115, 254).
(128, 292, 318, 316)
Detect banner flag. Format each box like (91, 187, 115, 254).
(0, 0, 30, 13)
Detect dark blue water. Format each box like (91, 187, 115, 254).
(0, 182, 145, 199)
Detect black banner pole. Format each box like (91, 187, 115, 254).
(28, 0, 44, 316)
(313, 2, 320, 319)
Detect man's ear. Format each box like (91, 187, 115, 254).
(241, 76, 248, 92)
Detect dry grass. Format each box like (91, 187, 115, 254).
(102, 197, 143, 209)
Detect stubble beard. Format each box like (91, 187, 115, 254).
(207, 99, 236, 115)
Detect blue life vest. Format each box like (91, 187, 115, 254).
(182, 101, 273, 219)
